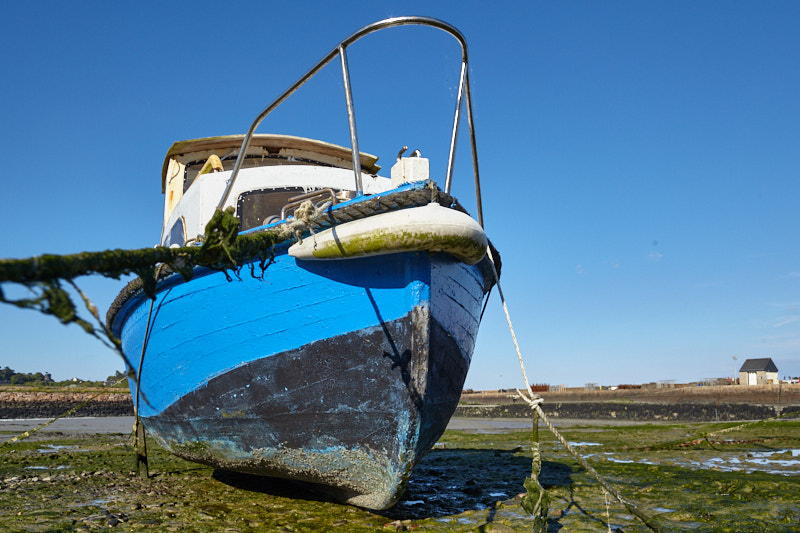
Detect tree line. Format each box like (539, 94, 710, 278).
(0, 367, 126, 387)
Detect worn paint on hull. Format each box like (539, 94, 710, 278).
(144, 310, 467, 509)
(111, 250, 492, 509)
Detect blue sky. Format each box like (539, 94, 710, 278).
(1, 1, 798, 389)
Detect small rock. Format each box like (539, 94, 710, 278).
(332, 519, 348, 526)
(462, 479, 481, 495)
(384, 519, 407, 530)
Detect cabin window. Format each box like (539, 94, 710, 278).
(236, 187, 310, 231)
(184, 155, 324, 193)
(164, 217, 186, 247)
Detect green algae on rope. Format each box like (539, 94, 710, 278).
(0, 207, 273, 288)
(520, 409, 549, 532)
(0, 207, 277, 363)
(0, 201, 343, 369)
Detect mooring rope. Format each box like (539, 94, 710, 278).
(130, 263, 168, 479)
(484, 245, 667, 533)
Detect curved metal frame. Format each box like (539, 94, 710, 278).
(216, 16, 483, 227)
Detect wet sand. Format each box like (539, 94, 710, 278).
(0, 416, 135, 437)
(0, 415, 676, 441)
(1, 416, 524, 437)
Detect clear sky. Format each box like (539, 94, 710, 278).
(1, 1, 798, 389)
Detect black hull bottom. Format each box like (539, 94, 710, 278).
(143, 307, 469, 509)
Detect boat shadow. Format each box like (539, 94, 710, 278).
(385, 447, 574, 520)
(211, 447, 574, 521)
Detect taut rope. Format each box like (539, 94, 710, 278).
(484, 245, 668, 533)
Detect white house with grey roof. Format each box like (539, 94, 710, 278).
(738, 358, 779, 386)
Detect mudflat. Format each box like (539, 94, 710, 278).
(1, 416, 798, 531)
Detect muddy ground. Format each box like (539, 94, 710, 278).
(1, 418, 799, 532)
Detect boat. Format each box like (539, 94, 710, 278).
(107, 17, 497, 510)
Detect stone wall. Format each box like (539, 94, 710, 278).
(0, 392, 133, 418)
(461, 383, 800, 406)
(455, 401, 800, 422)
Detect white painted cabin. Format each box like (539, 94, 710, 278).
(160, 134, 398, 247)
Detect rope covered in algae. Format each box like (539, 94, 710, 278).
(484, 245, 669, 533)
(0, 207, 274, 287)
(0, 207, 264, 361)
(0, 181, 477, 346)
(0, 181, 456, 287)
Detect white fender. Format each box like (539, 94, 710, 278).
(288, 203, 487, 264)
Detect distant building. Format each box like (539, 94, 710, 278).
(738, 358, 779, 385)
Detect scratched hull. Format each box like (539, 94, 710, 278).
(110, 250, 492, 509)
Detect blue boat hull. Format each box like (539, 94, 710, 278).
(111, 250, 492, 509)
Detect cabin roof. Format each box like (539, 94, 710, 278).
(739, 357, 778, 373)
(161, 134, 381, 192)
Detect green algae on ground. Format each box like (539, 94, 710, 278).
(1, 420, 799, 532)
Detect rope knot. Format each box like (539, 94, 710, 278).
(515, 388, 543, 408)
(282, 200, 332, 244)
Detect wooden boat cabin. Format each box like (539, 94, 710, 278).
(160, 134, 426, 247)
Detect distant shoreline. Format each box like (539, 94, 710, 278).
(2, 383, 799, 421)
(458, 383, 800, 422)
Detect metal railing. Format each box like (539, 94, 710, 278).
(216, 16, 484, 227)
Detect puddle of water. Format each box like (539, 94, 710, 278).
(568, 441, 602, 447)
(671, 450, 800, 475)
(36, 445, 78, 454)
(605, 456, 635, 464)
(745, 449, 800, 463)
(71, 498, 112, 509)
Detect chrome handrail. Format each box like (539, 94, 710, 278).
(216, 16, 483, 227)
